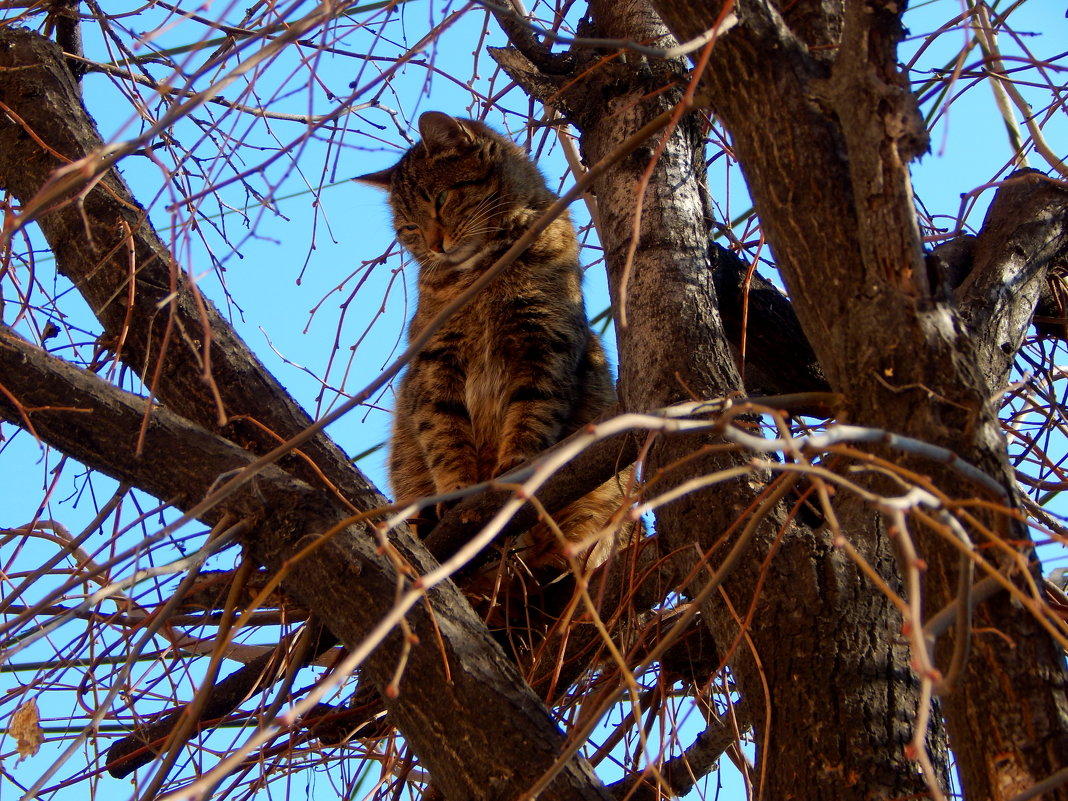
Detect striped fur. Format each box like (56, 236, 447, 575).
(360, 112, 631, 570)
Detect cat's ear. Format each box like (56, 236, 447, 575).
(354, 165, 395, 190)
(418, 111, 474, 153)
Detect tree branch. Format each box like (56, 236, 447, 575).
(0, 26, 381, 514)
(0, 326, 613, 800)
(709, 243, 830, 401)
(105, 622, 338, 778)
(606, 705, 749, 801)
(954, 169, 1068, 390)
(487, 1, 578, 76)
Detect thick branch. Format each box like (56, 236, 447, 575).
(0, 328, 257, 512)
(955, 169, 1068, 389)
(105, 622, 338, 778)
(709, 243, 829, 400)
(607, 708, 748, 801)
(0, 327, 611, 801)
(425, 424, 639, 565)
(0, 26, 380, 513)
(489, 4, 577, 76)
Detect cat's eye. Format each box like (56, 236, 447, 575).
(435, 190, 448, 211)
(399, 224, 419, 234)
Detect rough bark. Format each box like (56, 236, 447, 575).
(647, 0, 1068, 798)
(495, 2, 943, 799)
(954, 169, 1068, 389)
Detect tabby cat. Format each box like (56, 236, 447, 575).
(359, 111, 629, 570)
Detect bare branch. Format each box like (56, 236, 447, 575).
(0, 26, 383, 512)
(606, 706, 749, 801)
(0, 327, 613, 801)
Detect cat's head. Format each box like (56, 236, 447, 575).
(358, 112, 552, 271)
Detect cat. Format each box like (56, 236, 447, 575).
(359, 111, 632, 573)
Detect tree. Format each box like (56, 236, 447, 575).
(1, 2, 1066, 800)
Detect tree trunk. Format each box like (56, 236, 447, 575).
(496, 1, 947, 798)
(581, 2, 947, 797)
(647, 0, 1068, 798)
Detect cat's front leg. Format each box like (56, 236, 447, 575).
(405, 353, 480, 496)
(419, 399, 480, 496)
(494, 368, 574, 478)
(493, 303, 584, 476)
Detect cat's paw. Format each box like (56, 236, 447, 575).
(434, 498, 479, 525)
(434, 498, 457, 523)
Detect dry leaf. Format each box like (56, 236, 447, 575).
(9, 698, 44, 760)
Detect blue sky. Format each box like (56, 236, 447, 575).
(1, 1, 1066, 799)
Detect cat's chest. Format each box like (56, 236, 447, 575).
(465, 353, 506, 433)
(417, 282, 511, 359)
(425, 297, 512, 417)
(455, 304, 507, 388)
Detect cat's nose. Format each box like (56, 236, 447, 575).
(425, 223, 445, 253)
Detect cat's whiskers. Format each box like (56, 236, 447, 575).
(466, 192, 513, 220)
(455, 202, 511, 237)
(452, 196, 521, 246)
